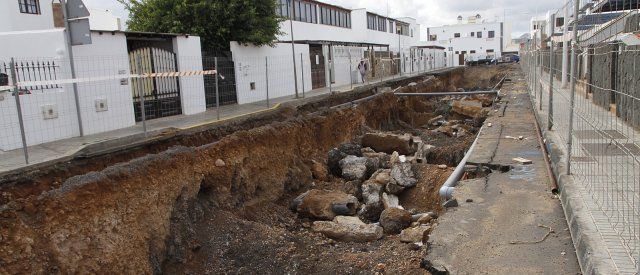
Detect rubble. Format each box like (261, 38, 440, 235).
(293, 190, 360, 220)
(361, 133, 416, 155)
(452, 100, 488, 119)
(379, 208, 412, 234)
(381, 193, 401, 209)
(214, 159, 226, 167)
(390, 163, 417, 189)
(358, 180, 385, 222)
(399, 225, 431, 244)
(339, 156, 377, 181)
(312, 216, 384, 243)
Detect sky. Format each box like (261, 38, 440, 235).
(83, 0, 563, 39)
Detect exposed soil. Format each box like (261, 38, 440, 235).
(0, 66, 506, 274)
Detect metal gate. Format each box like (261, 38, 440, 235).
(309, 45, 326, 89)
(203, 52, 238, 108)
(129, 47, 182, 121)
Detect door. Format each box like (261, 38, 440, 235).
(458, 53, 466, 66)
(203, 52, 238, 108)
(129, 47, 182, 121)
(309, 45, 326, 89)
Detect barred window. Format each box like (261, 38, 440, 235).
(19, 0, 40, 15)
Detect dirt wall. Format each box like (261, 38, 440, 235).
(0, 67, 494, 274)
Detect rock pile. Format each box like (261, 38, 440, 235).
(291, 132, 440, 246)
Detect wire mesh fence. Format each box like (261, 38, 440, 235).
(0, 47, 448, 173)
(522, 1, 640, 272)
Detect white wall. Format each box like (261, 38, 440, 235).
(428, 22, 505, 65)
(230, 42, 312, 105)
(73, 31, 135, 136)
(0, 29, 78, 151)
(0, 0, 55, 32)
(172, 36, 206, 115)
(89, 9, 122, 31)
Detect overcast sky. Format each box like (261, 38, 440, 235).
(83, 0, 563, 39)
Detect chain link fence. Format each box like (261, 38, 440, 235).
(0, 47, 448, 174)
(522, 1, 640, 272)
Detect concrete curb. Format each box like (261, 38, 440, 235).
(540, 127, 619, 275)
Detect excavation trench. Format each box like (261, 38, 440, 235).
(0, 66, 508, 274)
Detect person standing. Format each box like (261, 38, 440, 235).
(357, 60, 368, 83)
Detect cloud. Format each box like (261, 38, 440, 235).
(83, 0, 565, 38)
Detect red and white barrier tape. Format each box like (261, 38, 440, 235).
(0, 70, 217, 90)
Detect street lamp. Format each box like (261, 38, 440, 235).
(288, 0, 300, 98)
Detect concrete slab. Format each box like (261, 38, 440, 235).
(425, 66, 581, 273)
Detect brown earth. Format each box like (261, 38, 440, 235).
(0, 66, 505, 274)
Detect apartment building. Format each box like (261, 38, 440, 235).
(426, 14, 512, 66)
(231, 0, 445, 104)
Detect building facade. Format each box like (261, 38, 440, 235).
(0, 0, 205, 151)
(230, 0, 446, 105)
(426, 15, 512, 66)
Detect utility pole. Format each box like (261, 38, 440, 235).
(289, 0, 300, 98)
(61, 0, 85, 136)
(561, 0, 570, 87)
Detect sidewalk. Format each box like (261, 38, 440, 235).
(424, 66, 580, 273)
(532, 70, 640, 274)
(0, 69, 443, 176)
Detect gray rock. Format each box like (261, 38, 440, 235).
(361, 133, 417, 155)
(385, 178, 405, 195)
(338, 143, 363, 157)
(390, 163, 417, 188)
(379, 208, 412, 234)
(358, 202, 385, 223)
(312, 216, 384, 243)
(340, 156, 369, 181)
(328, 148, 347, 176)
(443, 198, 459, 208)
(381, 193, 401, 209)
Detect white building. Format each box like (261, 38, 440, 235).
(230, 0, 446, 104)
(426, 14, 513, 66)
(0, 0, 205, 151)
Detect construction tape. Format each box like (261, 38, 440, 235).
(1, 70, 217, 88)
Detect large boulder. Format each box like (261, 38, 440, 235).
(399, 225, 431, 244)
(339, 156, 377, 181)
(293, 190, 360, 220)
(328, 149, 347, 176)
(452, 100, 488, 119)
(379, 208, 412, 234)
(390, 163, 417, 189)
(358, 180, 385, 222)
(361, 133, 417, 155)
(338, 143, 363, 157)
(312, 216, 384, 243)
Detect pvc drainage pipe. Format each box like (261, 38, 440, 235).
(396, 90, 499, 97)
(439, 125, 484, 200)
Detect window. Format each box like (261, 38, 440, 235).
(470, 50, 476, 54)
(455, 51, 459, 54)
(320, 5, 350, 28)
(454, 33, 461, 38)
(488, 31, 495, 38)
(291, 1, 317, 23)
(486, 49, 494, 53)
(389, 20, 394, 33)
(556, 17, 564, 27)
(477, 31, 482, 38)
(275, 0, 291, 18)
(367, 13, 376, 30)
(19, 0, 40, 14)
(470, 32, 475, 37)
(429, 35, 437, 41)
(396, 21, 410, 36)
(378, 16, 387, 32)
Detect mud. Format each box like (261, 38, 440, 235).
(0, 66, 506, 274)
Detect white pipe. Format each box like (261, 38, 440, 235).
(438, 125, 483, 200)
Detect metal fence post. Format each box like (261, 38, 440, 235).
(566, 0, 580, 174)
(214, 57, 220, 120)
(349, 50, 353, 90)
(10, 58, 29, 164)
(533, 48, 538, 101)
(328, 59, 333, 93)
(548, 42, 555, 130)
(539, 48, 544, 110)
(300, 53, 305, 98)
(135, 55, 148, 137)
(265, 56, 270, 107)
